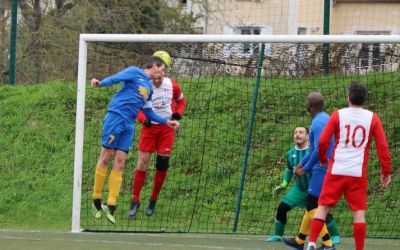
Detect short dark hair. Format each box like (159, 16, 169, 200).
(348, 81, 367, 106)
(307, 92, 324, 111)
(145, 56, 165, 69)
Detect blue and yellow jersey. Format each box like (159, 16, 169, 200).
(301, 111, 334, 174)
(100, 66, 153, 122)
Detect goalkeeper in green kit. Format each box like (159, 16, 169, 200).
(266, 126, 310, 242)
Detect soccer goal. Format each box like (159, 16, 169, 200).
(73, 34, 400, 237)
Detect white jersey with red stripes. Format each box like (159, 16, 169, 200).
(319, 107, 391, 179)
(151, 77, 184, 120)
(332, 108, 373, 177)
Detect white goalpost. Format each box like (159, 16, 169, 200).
(72, 34, 400, 233)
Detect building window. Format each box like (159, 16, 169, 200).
(297, 27, 307, 35)
(240, 27, 260, 35)
(222, 26, 272, 57)
(239, 27, 261, 55)
(356, 31, 389, 69)
(359, 43, 385, 68)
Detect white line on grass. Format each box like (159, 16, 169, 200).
(0, 235, 251, 250)
(1, 230, 399, 248)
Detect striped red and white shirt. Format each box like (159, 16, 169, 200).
(318, 107, 391, 178)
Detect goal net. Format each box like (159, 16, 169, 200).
(73, 35, 400, 237)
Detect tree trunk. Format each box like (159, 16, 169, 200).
(19, 0, 76, 83)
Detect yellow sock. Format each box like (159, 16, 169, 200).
(93, 166, 107, 200)
(319, 224, 334, 247)
(295, 210, 313, 244)
(107, 169, 123, 206)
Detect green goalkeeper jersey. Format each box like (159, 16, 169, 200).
(283, 146, 310, 191)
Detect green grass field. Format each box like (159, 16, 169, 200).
(1, 230, 400, 250)
(0, 74, 399, 248)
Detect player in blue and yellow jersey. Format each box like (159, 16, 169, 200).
(91, 56, 180, 224)
(266, 126, 310, 242)
(282, 92, 339, 250)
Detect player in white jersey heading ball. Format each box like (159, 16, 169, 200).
(129, 51, 186, 217)
(306, 82, 392, 250)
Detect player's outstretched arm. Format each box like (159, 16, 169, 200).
(273, 156, 291, 197)
(97, 66, 141, 87)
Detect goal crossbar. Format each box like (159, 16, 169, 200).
(80, 34, 400, 43)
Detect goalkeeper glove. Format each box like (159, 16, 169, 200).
(171, 113, 182, 120)
(143, 119, 152, 128)
(272, 181, 288, 198)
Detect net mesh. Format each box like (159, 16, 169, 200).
(81, 41, 400, 237)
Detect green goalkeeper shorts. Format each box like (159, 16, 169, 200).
(282, 185, 308, 208)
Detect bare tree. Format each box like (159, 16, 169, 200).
(18, 0, 77, 82)
(12, 0, 200, 83)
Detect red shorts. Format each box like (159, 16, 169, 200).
(318, 172, 368, 211)
(138, 124, 175, 155)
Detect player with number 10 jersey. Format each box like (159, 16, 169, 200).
(318, 98, 391, 210)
